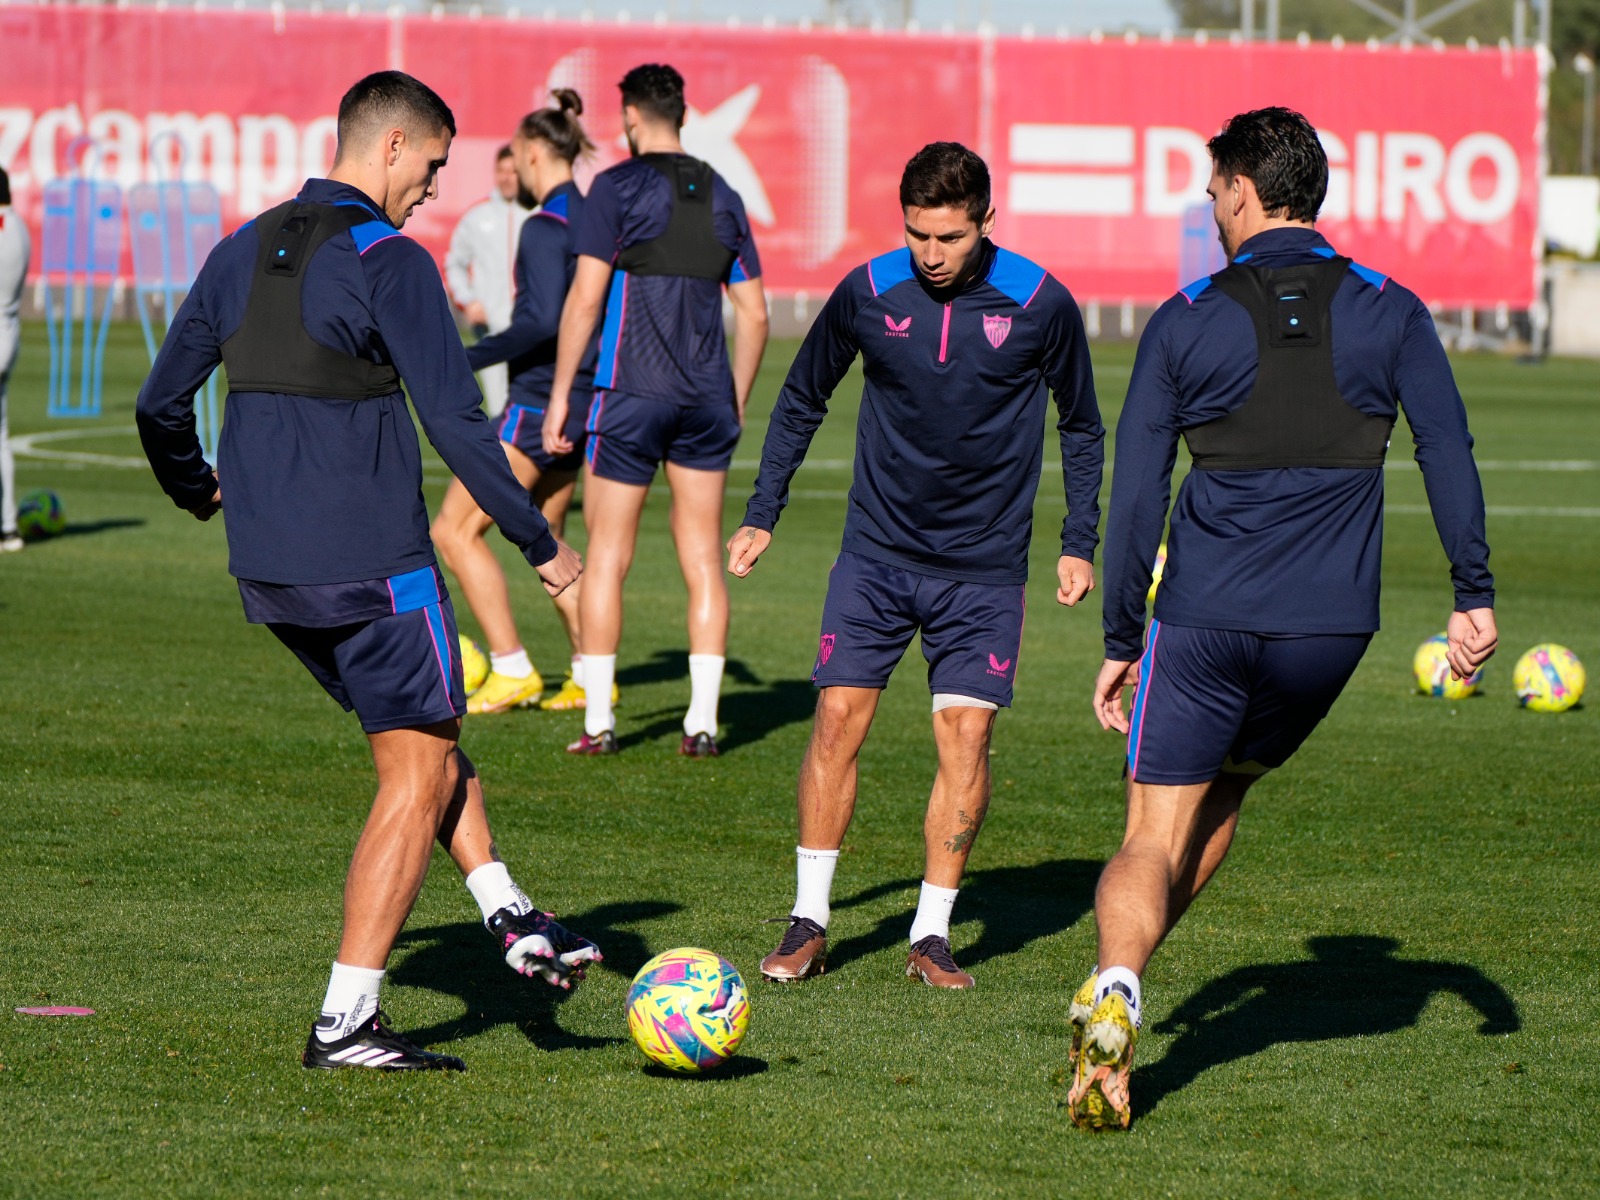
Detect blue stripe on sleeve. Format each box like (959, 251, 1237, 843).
(351, 220, 402, 255)
(986, 248, 1049, 308)
(866, 248, 915, 297)
(388, 566, 441, 613)
(1179, 276, 1213, 304)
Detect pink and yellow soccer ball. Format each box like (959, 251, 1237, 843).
(626, 948, 750, 1074)
(1413, 633, 1483, 700)
(1513, 644, 1585, 713)
(459, 635, 489, 695)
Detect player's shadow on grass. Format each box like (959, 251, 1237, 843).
(611, 652, 815, 753)
(824, 858, 1103, 974)
(388, 899, 680, 1052)
(56, 518, 145, 539)
(1135, 935, 1520, 1119)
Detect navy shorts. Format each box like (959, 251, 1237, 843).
(811, 552, 1026, 707)
(584, 389, 741, 485)
(270, 591, 467, 734)
(497, 400, 586, 474)
(1126, 620, 1372, 785)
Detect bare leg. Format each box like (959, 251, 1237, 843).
(532, 470, 582, 657)
(435, 748, 498, 877)
(430, 444, 540, 657)
(797, 686, 881, 849)
(338, 720, 463, 969)
(577, 468, 650, 657)
(923, 705, 998, 888)
(662, 462, 729, 656)
(1093, 772, 1257, 974)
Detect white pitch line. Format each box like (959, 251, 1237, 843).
(12, 425, 148, 468)
(1389, 503, 1600, 519)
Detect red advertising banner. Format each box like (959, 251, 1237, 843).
(0, 6, 1540, 306)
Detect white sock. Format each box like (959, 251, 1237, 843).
(685, 654, 725, 736)
(1095, 965, 1143, 1025)
(570, 655, 585, 689)
(490, 648, 534, 679)
(314, 961, 385, 1043)
(464, 860, 532, 924)
(908, 881, 960, 944)
(792, 846, 840, 927)
(584, 655, 617, 736)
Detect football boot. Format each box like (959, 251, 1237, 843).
(302, 1010, 465, 1072)
(1068, 990, 1139, 1130)
(466, 669, 544, 714)
(487, 907, 603, 989)
(759, 916, 828, 982)
(565, 730, 618, 755)
(905, 935, 975, 989)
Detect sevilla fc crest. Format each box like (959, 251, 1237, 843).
(818, 633, 836, 665)
(982, 314, 1012, 348)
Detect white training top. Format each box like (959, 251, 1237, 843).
(444, 191, 528, 332)
(0, 206, 32, 367)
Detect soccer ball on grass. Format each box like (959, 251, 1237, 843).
(16, 489, 65, 540)
(1412, 633, 1482, 700)
(1513, 644, 1585, 713)
(626, 948, 750, 1074)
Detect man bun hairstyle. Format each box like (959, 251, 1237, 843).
(899, 142, 991, 224)
(1207, 107, 1328, 223)
(335, 70, 456, 161)
(519, 88, 596, 164)
(618, 63, 687, 129)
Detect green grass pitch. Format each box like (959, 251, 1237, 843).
(0, 321, 1596, 1197)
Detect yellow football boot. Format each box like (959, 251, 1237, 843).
(1068, 991, 1138, 1131)
(537, 673, 620, 712)
(465, 669, 544, 714)
(1068, 970, 1098, 1072)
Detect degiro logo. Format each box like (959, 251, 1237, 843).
(1006, 123, 1521, 226)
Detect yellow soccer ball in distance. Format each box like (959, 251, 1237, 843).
(1413, 633, 1482, 700)
(459, 634, 490, 695)
(1513, 643, 1585, 713)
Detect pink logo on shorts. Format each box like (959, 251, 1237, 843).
(987, 653, 1013, 677)
(982, 314, 1012, 348)
(818, 633, 837, 665)
(884, 314, 912, 337)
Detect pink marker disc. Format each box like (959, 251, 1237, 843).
(14, 1006, 96, 1017)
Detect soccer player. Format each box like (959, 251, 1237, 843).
(0, 166, 29, 554)
(1068, 107, 1498, 1128)
(137, 72, 602, 1073)
(730, 143, 1105, 990)
(543, 63, 769, 757)
(431, 89, 614, 715)
(446, 144, 528, 417)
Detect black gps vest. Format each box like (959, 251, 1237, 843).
(220, 200, 401, 400)
(1184, 256, 1393, 471)
(616, 154, 735, 281)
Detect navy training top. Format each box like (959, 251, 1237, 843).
(137, 178, 560, 608)
(573, 154, 760, 407)
(1102, 226, 1494, 662)
(743, 240, 1104, 586)
(465, 181, 596, 407)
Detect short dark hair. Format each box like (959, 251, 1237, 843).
(899, 142, 991, 223)
(335, 71, 456, 162)
(618, 63, 686, 129)
(519, 89, 596, 165)
(495, 144, 513, 162)
(0, 166, 9, 206)
(1207, 107, 1327, 223)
